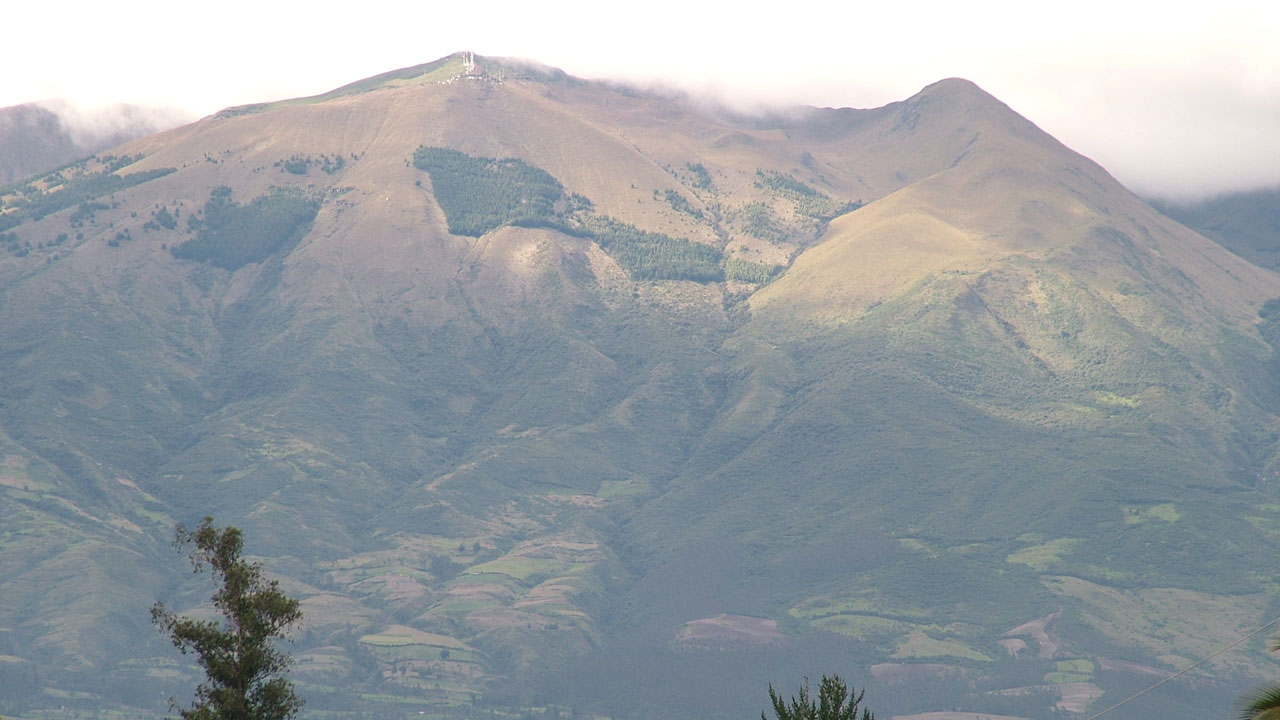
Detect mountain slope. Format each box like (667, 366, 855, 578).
(0, 101, 182, 184)
(614, 81, 1280, 718)
(2, 54, 1279, 720)
(1153, 187, 1280, 270)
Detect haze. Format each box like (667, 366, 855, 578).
(7, 0, 1278, 200)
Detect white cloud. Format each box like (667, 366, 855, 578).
(6, 0, 1278, 199)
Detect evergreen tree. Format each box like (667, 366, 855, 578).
(151, 517, 303, 720)
(764, 674, 874, 720)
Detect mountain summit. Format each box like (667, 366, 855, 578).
(755, 77, 1275, 325)
(2, 55, 1279, 720)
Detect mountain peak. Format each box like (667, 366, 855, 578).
(911, 77, 1013, 112)
(918, 76, 989, 96)
(891, 76, 1027, 134)
(751, 74, 1279, 330)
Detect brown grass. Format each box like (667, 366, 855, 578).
(676, 613, 786, 648)
(1054, 682, 1104, 713)
(1004, 611, 1060, 659)
(871, 663, 958, 684)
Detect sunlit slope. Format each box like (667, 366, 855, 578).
(661, 79, 1280, 551)
(0, 54, 749, 713)
(615, 78, 1280, 716)
(739, 76, 1280, 477)
(754, 78, 1278, 328)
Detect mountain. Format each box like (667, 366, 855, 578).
(0, 101, 184, 185)
(2, 53, 1280, 720)
(1152, 187, 1280, 270)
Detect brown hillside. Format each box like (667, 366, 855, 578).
(751, 79, 1280, 330)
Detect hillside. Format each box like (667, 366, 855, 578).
(0, 101, 181, 184)
(1152, 187, 1280, 270)
(2, 53, 1280, 720)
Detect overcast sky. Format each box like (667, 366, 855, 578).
(6, 0, 1277, 200)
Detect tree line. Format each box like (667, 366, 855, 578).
(0, 165, 175, 233)
(170, 186, 319, 270)
(412, 146, 788, 285)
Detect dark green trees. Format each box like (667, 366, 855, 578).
(170, 186, 319, 270)
(764, 674, 874, 720)
(151, 517, 303, 720)
(411, 146, 726, 282)
(412, 146, 566, 236)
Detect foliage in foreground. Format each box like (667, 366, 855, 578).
(765, 674, 874, 720)
(1240, 686, 1280, 720)
(151, 517, 303, 720)
(1240, 630, 1280, 720)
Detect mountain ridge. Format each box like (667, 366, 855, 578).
(0, 100, 185, 184)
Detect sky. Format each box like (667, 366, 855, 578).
(5, 0, 1278, 200)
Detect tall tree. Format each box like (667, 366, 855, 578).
(763, 674, 874, 720)
(151, 517, 303, 720)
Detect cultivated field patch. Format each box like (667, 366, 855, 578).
(465, 556, 562, 581)
(896, 707, 1024, 712)
(1054, 682, 1103, 713)
(871, 663, 958, 683)
(1123, 503, 1180, 524)
(811, 614, 910, 641)
(892, 632, 991, 662)
(1005, 538, 1082, 571)
(1004, 612, 1060, 658)
(676, 613, 786, 648)
(359, 625, 469, 649)
(1041, 576, 1274, 678)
